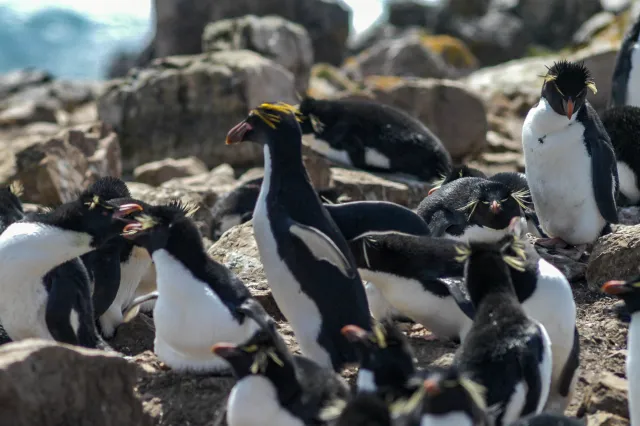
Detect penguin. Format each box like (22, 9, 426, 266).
(298, 96, 452, 182)
(601, 277, 640, 426)
(0, 190, 142, 346)
(522, 60, 619, 248)
(453, 238, 553, 426)
(79, 178, 153, 338)
(121, 200, 272, 373)
(509, 413, 585, 426)
(0, 181, 26, 233)
(601, 105, 640, 206)
(610, 13, 640, 108)
(416, 177, 527, 243)
(331, 393, 394, 426)
(225, 102, 371, 371)
(489, 172, 545, 238)
(211, 313, 350, 426)
(427, 165, 487, 195)
(210, 177, 263, 240)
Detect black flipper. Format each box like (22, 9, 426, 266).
(520, 330, 547, 417)
(557, 327, 580, 398)
(440, 277, 475, 319)
(44, 260, 86, 346)
(84, 247, 122, 319)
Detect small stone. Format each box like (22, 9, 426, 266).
(579, 372, 629, 419)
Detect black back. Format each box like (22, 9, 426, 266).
(510, 413, 585, 426)
(611, 14, 640, 107)
(440, 165, 487, 187)
(299, 96, 451, 181)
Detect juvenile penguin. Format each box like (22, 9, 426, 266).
(416, 177, 528, 243)
(454, 240, 553, 425)
(121, 201, 271, 373)
(0, 190, 142, 346)
(522, 60, 619, 247)
(601, 105, 640, 206)
(602, 277, 640, 426)
(226, 102, 371, 370)
(610, 14, 640, 108)
(211, 316, 350, 426)
(298, 96, 452, 182)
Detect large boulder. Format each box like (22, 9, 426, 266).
(98, 51, 296, 172)
(202, 15, 314, 93)
(587, 225, 640, 291)
(0, 339, 151, 426)
(133, 157, 209, 187)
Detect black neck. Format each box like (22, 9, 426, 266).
(465, 251, 518, 308)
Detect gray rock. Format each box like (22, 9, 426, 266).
(0, 69, 51, 98)
(586, 412, 630, 426)
(0, 102, 58, 127)
(202, 15, 313, 93)
(618, 206, 640, 225)
(444, 0, 490, 17)
(133, 157, 209, 187)
(98, 50, 296, 172)
(578, 372, 630, 419)
(587, 225, 640, 291)
(387, 0, 443, 29)
(0, 339, 151, 426)
(573, 12, 616, 45)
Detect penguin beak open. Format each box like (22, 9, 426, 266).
(564, 98, 574, 119)
(122, 222, 144, 238)
(490, 201, 501, 214)
(113, 203, 143, 220)
(226, 121, 252, 145)
(423, 378, 441, 396)
(341, 325, 368, 342)
(211, 342, 239, 358)
(602, 280, 632, 295)
(428, 187, 439, 196)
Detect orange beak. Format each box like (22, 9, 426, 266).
(490, 201, 501, 214)
(341, 324, 368, 342)
(565, 99, 574, 119)
(112, 203, 143, 220)
(424, 378, 441, 396)
(428, 187, 439, 196)
(601, 280, 631, 295)
(211, 342, 238, 357)
(226, 121, 252, 145)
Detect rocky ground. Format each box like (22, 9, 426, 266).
(2, 0, 640, 425)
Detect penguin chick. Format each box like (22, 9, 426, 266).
(601, 105, 640, 206)
(602, 277, 640, 426)
(522, 60, 618, 248)
(341, 321, 416, 397)
(416, 177, 527, 243)
(0, 191, 141, 345)
(427, 165, 487, 195)
(611, 13, 640, 108)
(226, 102, 371, 371)
(122, 200, 271, 373)
(298, 96, 452, 182)
(509, 413, 585, 425)
(454, 239, 553, 426)
(211, 318, 350, 426)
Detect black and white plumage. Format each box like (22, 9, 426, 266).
(0, 189, 140, 347)
(298, 96, 452, 182)
(509, 413, 585, 426)
(416, 177, 527, 243)
(601, 105, 640, 206)
(610, 14, 640, 108)
(454, 240, 553, 426)
(122, 201, 270, 373)
(211, 316, 349, 426)
(489, 172, 545, 238)
(225, 102, 371, 371)
(522, 60, 619, 246)
(427, 165, 487, 195)
(602, 278, 640, 426)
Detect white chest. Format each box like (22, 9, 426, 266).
(628, 313, 640, 426)
(304, 136, 352, 166)
(227, 376, 304, 426)
(627, 44, 640, 108)
(617, 161, 640, 204)
(446, 225, 509, 244)
(420, 412, 474, 426)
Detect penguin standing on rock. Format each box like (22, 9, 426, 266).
(610, 13, 640, 108)
(225, 102, 372, 371)
(298, 96, 452, 182)
(121, 201, 271, 373)
(0, 190, 142, 346)
(454, 239, 553, 425)
(522, 60, 619, 248)
(602, 277, 640, 426)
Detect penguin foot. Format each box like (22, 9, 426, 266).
(534, 237, 569, 249)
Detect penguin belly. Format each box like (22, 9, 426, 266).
(419, 412, 475, 426)
(628, 45, 640, 107)
(617, 161, 640, 204)
(360, 270, 471, 340)
(364, 281, 404, 320)
(227, 375, 304, 426)
(524, 124, 605, 245)
(0, 275, 52, 341)
(628, 312, 640, 426)
(152, 250, 259, 373)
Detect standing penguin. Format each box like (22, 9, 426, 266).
(602, 277, 640, 426)
(121, 201, 271, 373)
(0, 190, 142, 346)
(453, 240, 553, 425)
(211, 316, 350, 426)
(610, 14, 640, 108)
(522, 60, 619, 248)
(225, 102, 371, 371)
(298, 96, 451, 182)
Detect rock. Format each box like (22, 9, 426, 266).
(208, 221, 281, 319)
(387, 0, 442, 29)
(0, 69, 52, 98)
(420, 35, 479, 70)
(302, 146, 333, 190)
(133, 157, 209, 187)
(601, 0, 632, 13)
(0, 102, 58, 127)
(445, 0, 490, 17)
(578, 372, 629, 419)
(0, 339, 151, 426)
(202, 15, 314, 93)
(369, 78, 487, 159)
(618, 206, 640, 225)
(586, 412, 630, 426)
(573, 12, 617, 46)
(160, 163, 239, 203)
(98, 50, 296, 172)
(5, 122, 121, 206)
(587, 225, 640, 291)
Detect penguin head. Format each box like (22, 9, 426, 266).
(459, 181, 525, 231)
(602, 277, 640, 314)
(0, 181, 25, 227)
(428, 165, 486, 196)
(121, 200, 200, 253)
(422, 366, 487, 420)
(85, 176, 131, 200)
(541, 60, 597, 120)
(226, 102, 303, 147)
(341, 321, 416, 391)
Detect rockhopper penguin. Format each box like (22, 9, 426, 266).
(610, 13, 640, 108)
(225, 102, 371, 371)
(298, 96, 452, 182)
(0, 190, 142, 346)
(522, 60, 619, 247)
(602, 277, 640, 426)
(121, 200, 270, 373)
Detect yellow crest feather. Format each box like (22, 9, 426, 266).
(251, 102, 304, 129)
(459, 376, 487, 411)
(587, 82, 597, 95)
(8, 180, 23, 197)
(454, 245, 471, 263)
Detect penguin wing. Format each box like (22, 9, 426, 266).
(589, 134, 619, 224)
(440, 277, 475, 319)
(288, 220, 357, 279)
(519, 332, 547, 417)
(428, 208, 468, 237)
(84, 251, 122, 318)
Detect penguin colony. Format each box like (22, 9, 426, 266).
(3, 38, 640, 426)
